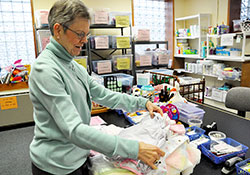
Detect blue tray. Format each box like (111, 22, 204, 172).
(200, 138, 249, 164)
(185, 126, 205, 141)
(236, 158, 250, 175)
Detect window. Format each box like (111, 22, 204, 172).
(133, 0, 166, 52)
(241, 0, 250, 20)
(0, 0, 36, 69)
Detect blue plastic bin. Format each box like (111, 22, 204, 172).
(236, 158, 250, 175)
(185, 126, 205, 141)
(200, 138, 249, 164)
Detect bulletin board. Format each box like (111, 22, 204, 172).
(0, 0, 36, 69)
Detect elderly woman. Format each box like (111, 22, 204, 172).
(29, 0, 165, 174)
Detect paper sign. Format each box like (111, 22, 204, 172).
(94, 11, 109, 24)
(140, 55, 152, 66)
(117, 58, 130, 70)
(116, 37, 130, 48)
(137, 29, 150, 41)
(24, 64, 31, 74)
(158, 54, 169, 65)
(221, 34, 234, 46)
(0, 96, 18, 110)
(95, 36, 109, 49)
(115, 16, 130, 27)
(74, 58, 87, 68)
(97, 61, 112, 74)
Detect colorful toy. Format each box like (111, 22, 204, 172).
(160, 104, 179, 121)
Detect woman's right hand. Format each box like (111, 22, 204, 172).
(138, 142, 165, 169)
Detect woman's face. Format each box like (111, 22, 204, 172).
(57, 17, 90, 56)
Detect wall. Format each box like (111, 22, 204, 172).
(175, 0, 228, 27)
(33, 0, 131, 12)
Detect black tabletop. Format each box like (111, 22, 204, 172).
(96, 104, 250, 175)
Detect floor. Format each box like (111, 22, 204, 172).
(0, 126, 34, 175)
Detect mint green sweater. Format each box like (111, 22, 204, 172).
(29, 37, 148, 174)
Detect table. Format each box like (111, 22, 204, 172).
(97, 103, 250, 175)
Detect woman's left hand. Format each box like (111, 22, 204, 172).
(146, 101, 163, 118)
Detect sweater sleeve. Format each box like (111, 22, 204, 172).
(88, 75, 148, 112)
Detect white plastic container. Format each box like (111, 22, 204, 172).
(188, 118, 202, 128)
(92, 60, 112, 74)
(173, 102, 205, 124)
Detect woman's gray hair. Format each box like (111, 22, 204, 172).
(48, 0, 90, 35)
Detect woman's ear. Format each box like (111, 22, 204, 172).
(53, 23, 62, 40)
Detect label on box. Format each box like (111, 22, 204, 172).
(137, 29, 150, 41)
(95, 36, 109, 49)
(221, 34, 234, 46)
(97, 61, 111, 74)
(115, 16, 130, 27)
(117, 58, 130, 70)
(74, 58, 87, 68)
(94, 10, 109, 24)
(116, 37, 130, 48)
(0, 96, 18, 110)
(140, 55, 152, 66)
(158, 54, 169, 64)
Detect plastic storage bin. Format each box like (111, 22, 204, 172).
(173, 102, 205, 124)
(152, 50, 170, 65)
(212, 88, 228, 102)
(185, 126, 205, 141)
(112, 55, 132, 71)
(94, 36, 109, 49)
(109, 11, 131, 26)
(92, 60, 112, 74)
(200, 138, 249, 164)
(236, 158, 250, 175)
(101, 73, 134, 94)
(135, 53, 152, 67)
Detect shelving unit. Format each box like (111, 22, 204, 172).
(88, 24, 132, 75)
(131, 41, 169, 83)
(174, 13, 211, 58)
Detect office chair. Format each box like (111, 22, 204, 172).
(225, 87, 250, 117)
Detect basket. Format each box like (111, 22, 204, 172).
(236, 158, 250, 175)
(241, 20, 250, 32)
(200, 138, 249, 164)
(185, 126, 205, 141)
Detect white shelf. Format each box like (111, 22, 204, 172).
(207, 34, 221, 38)
(174, 54, 202, 59)
(174, 69, 241, 81)
(176, 36, 199, 39)
(206, 55, 245, 62)
(204, 96, 213, 100)
(175, 14, 200, 21)
(175, 69, 217, 78)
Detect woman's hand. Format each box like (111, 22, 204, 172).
(138, 142, 165, 169)
(146, 101, 163, 118)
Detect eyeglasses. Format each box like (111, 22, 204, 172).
(62, 24, 90, 40)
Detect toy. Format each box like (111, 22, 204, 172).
(160, 103, 179, 121)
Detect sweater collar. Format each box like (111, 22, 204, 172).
(46, 37, 74, 63)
